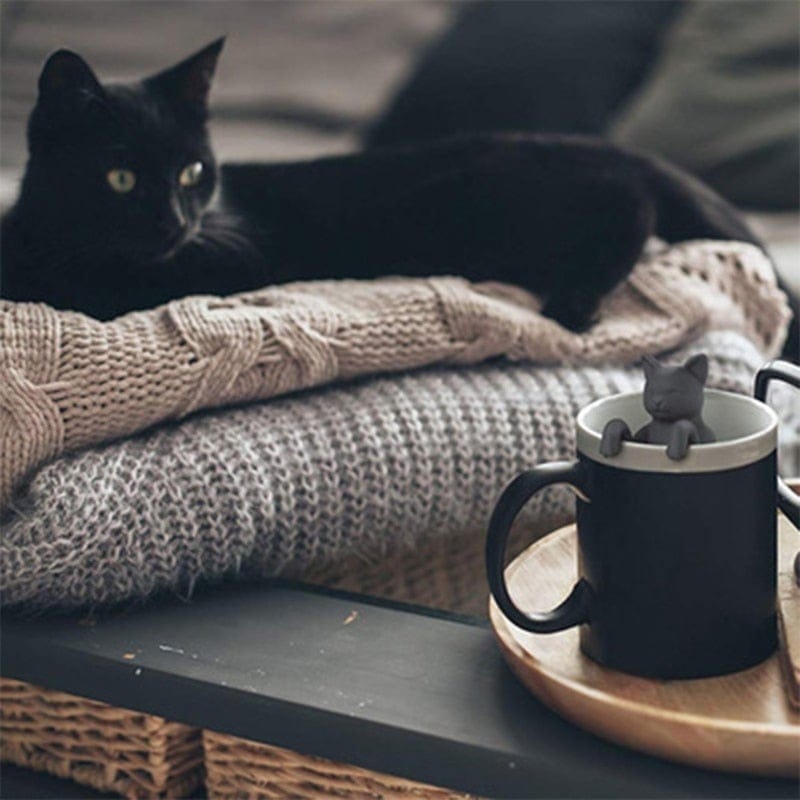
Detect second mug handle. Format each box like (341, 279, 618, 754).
(486, 460, 592, 632)
(754, 359, 800, 530)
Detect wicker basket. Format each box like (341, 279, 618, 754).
(0, 677, 204, 799)
(203, 729, 475, 799)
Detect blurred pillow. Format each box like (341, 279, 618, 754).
(366, 0, 682, 148)
(610, 0, 799, 210)
(0, 0, 452, 174)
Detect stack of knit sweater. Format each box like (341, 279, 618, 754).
(1, 240, 796, 611)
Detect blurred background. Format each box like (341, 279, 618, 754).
(1, 0, 798, 288)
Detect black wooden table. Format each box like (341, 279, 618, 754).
(1, 581, 797, 799)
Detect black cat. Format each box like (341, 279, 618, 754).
(0, 38, 775, 335)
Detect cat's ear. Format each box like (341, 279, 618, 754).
(684, 354, 709, 385)
(38, 50, 103, 102)
(145, 37, 224, 117)
(642, 354, 660, 379)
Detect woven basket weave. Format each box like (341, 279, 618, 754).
(0, 678, 204, 798)
(203, 729, 474, 799)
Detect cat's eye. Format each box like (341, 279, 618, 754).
(179, 161, 204, 187)
(106, 168, 136, 193)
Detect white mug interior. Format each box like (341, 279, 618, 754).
(576, 389, 778, 473)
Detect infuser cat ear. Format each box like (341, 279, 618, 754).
(684, 354, 709, 385)
(38, 50, 102, 100)
(145, 37, 225, 116)
(641, 354, 660, 378)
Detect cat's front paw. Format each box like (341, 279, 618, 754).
(541, 292, 598, 333)
(600, 418, 631, 457)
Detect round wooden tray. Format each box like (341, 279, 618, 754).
(489, 521, 800, 778)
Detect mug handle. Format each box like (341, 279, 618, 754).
(754, 359, 800, 530)
(486, 461, 592, 632)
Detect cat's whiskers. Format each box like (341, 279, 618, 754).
(187, 213, 260, 263)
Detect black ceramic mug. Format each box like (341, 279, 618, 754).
(486, 359, 800, 679)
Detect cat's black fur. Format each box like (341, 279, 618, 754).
(0, 39, 784, 340)
(600, 354, 716, 460)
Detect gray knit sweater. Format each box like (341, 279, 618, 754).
(2, 331, 797, 611)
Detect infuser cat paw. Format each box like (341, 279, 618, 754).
(666, 419, 701, 461)
(600, 418, 632, 457)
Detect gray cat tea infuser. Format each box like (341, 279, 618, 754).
(600, 354, 715, 460)
(486, 357, 800, 680)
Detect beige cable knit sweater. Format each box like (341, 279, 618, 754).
(0, 240, 791, 509)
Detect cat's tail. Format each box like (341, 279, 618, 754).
(645, 154, 762, 248)
(646, 154, 798, 360)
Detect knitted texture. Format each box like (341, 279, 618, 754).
(0, 240, 790, 510)
(3, 331, 798, 612)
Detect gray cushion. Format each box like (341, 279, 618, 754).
(610, 1, 799, 209)
(0, 0, 452, 172)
